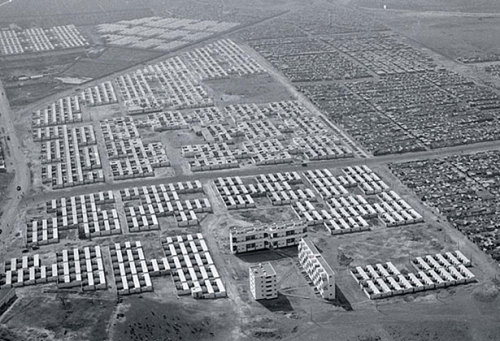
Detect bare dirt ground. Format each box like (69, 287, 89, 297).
(206, 73, 294, 106)
(367, 10, 500, 63)
(351, 0, 500, 12)
(1, 294, 115, 341)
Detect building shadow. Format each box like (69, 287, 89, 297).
(235, 246, 298, 263)
(328, 284, 353, 311)
(257, 292, 294, 312)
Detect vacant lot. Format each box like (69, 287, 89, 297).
(2, 295, 115, 341)
(111, 296, 238, 341)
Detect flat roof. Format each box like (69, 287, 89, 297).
(250, 262, 276, 277)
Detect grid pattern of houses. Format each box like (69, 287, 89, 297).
(101, 117, 170, 180)
(115, 56, 212, 114)
(179, 101, 353, 170)
(26, 191, 119, 243)
(119, 181, 211, 229)
(79, 81, 118, 107)
(2, 246, 106, 291)
(38, 124, 103, 189)
(162, 234, 226, 299)
(32, 96, 82, 128)
(351, 251, 475, 299)
(97, 17, 239, 52)
(214, 172, 314, 210)
(297, 166, 423, 232)
(230, 221, 307, 254)
(55, 246, 107, 290)
(184, 39, 265, 79)
(111, 39, 268, 114)
(2, 255, 57, 287)
(298, 238, 336, 300)
(26, 218, 59, 246)
(0, 25, 88, 56)
(110, 241, 169, 295)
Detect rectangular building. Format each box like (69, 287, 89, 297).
(249, 262, 278, 300)
(298, 238, 335, 300)
(230, 221, 307, 254)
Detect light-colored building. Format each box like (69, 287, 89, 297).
(298, 238, 335, 300)
(230, 221, 307, 254)
(249, 262, 278, 300)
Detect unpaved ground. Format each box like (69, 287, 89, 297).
(1, 294, 115, 341)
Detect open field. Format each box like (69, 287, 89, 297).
(367, 10, 500, 63)
(351, 0, 500, 12)
(1, 295, 114, 341)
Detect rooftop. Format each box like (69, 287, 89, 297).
(250, 262, 276, 277)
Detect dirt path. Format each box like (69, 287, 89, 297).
(0, 79, 30, 243)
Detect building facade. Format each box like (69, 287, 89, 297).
(230, 221, 307, 254)
(298, 238, 335, 300)
(249, 262, 278, 300)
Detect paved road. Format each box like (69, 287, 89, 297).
(0, 79, 30, 237)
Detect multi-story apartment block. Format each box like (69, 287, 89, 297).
(249, 262, 278, 300)
(298, 238, 335, 300)
(230, 221, 307, 254)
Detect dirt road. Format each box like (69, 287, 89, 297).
(0, 79, 31, 241)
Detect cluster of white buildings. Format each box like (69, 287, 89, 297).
(38, 124, 103, 189)
(101, 117, 170, 180)
(298, 238, 336, 300)
(31, 191, 119, 241)
(115, 56, 212, 114)
(2, 247, 106, 291)
(178, 101, 354, 170)
(26, 218, 59, 246)
(230, 221, 307, 254)
(213, 166, 421, 235)
(79, 81, 118, 107)
(139, 107, 225, 132)
(184, 39, 265, 79)
(55, 246, 107, 290)
(215, 171, 317, 210)
(31, 95, 107, 189)
(3, 255, 56, 287)
(215, 176, 257, 210)
(297, 166, 423, 232)
(110, 241, 169, 295)
(32, 96, 82, 128)
(144, 111, 189, 131)
(97, 17, 239, 52)
(162, 234, 226, 299)
(351, 250, 475, 299)
(110, 39, 268, 115)
(124, 205, 160, 232)
(119, 181, 211, 229)
(0, 24, 88, 56)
